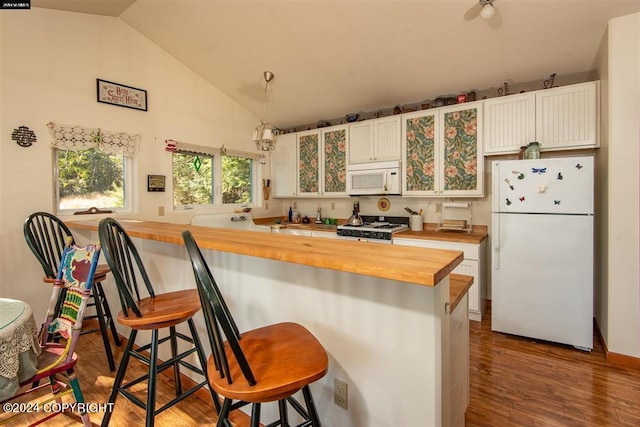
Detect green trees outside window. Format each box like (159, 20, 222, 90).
(173, 152, 213, 206)
(222, 155, 252, 204)
(56, 148, 125, 210)
(173, 152, 253, 207)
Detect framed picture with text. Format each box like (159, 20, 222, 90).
(97, 79, 147, 111)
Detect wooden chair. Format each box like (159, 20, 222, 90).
(23, 211, 120, 371)
(182, 230, 328, 427)
(0, 240, 102, 427)
(98, 218, 216, 427)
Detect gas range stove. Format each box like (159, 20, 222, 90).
(336, 215, 409, 243)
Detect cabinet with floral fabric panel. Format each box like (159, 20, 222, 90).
(297, 125, 348, 197)
(402, 102, 484, 197)
(297, 129, 321, 196)
(320, 124, 348, 196)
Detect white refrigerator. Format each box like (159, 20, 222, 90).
(491, 156, 594, 350)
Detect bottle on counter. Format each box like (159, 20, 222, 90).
(288, 206, 293, 223)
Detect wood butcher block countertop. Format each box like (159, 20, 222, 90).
(66, 219, 463, 288)
(396, 224, 488, 244)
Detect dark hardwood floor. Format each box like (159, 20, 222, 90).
(3, 311, 640, 426)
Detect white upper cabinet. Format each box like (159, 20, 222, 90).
(270, 133, 297, 198)
(348, 116, 401, 164)
(535, 81, 598, 150)
(483, 93, 536, 155)
(483, 81, 599, 155)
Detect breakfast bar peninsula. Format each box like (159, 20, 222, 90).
(67, 219, 467, 427)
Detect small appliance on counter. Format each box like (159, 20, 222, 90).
(346, 201, 363, 226)
(337, 215, 409, 244)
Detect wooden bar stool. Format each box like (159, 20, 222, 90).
(98, 218, 217, 427)
(182, 230, 328, 427)
(23, 211, 121, 371)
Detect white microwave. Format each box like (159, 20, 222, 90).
(346, 161, 401, 195)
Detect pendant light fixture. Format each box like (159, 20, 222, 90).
(252, 71, 278, 152)
(479, 0, 495, 20)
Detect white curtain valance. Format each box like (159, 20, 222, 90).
(165, 139, 258, 160)
(48, 122, 141, 158)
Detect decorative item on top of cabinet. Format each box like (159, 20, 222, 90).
(497, 82, 510, 96)
(543, 73, 556, 89)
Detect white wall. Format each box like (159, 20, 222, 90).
(0, 9, 275, 314)
(598, 12, 640, 357)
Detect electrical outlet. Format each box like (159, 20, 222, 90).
(158, 206, 165, 216)
(331, 202, 335, 210)
(265, 202, 269, 210)
(293, 202, 297, 209)
(334, 378, 348, 409)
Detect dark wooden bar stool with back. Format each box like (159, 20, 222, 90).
(23, 212, 121, 371)
(182, 230, 329, 427)
(98, 218, 216, 427)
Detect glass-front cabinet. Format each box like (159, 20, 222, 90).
(402, 102, 484, 197)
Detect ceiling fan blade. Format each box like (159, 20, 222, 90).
(463, 3, 483, 21)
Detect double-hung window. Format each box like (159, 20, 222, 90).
(50, 123, 138, 214)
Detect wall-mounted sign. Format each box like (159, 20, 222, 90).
(147, 175, 165, 192)
(97, 79, 147, 111)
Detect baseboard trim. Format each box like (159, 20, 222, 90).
(594, 319, 640, 370)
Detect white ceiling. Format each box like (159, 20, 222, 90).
(32, 0, 640, 130)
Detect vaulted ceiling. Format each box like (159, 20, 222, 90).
(32, 0, 640, 129)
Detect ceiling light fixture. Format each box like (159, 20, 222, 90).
(252, 71, 278, 153)
(479, 0, 495, 20)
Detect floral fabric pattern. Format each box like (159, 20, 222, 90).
(298, 133, 319, 193)
(443, 108, 478, 191)
(405, 115, 436, 192)
(323, 129, 346, 193)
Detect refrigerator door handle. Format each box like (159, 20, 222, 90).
(493, 213, 500, 270)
